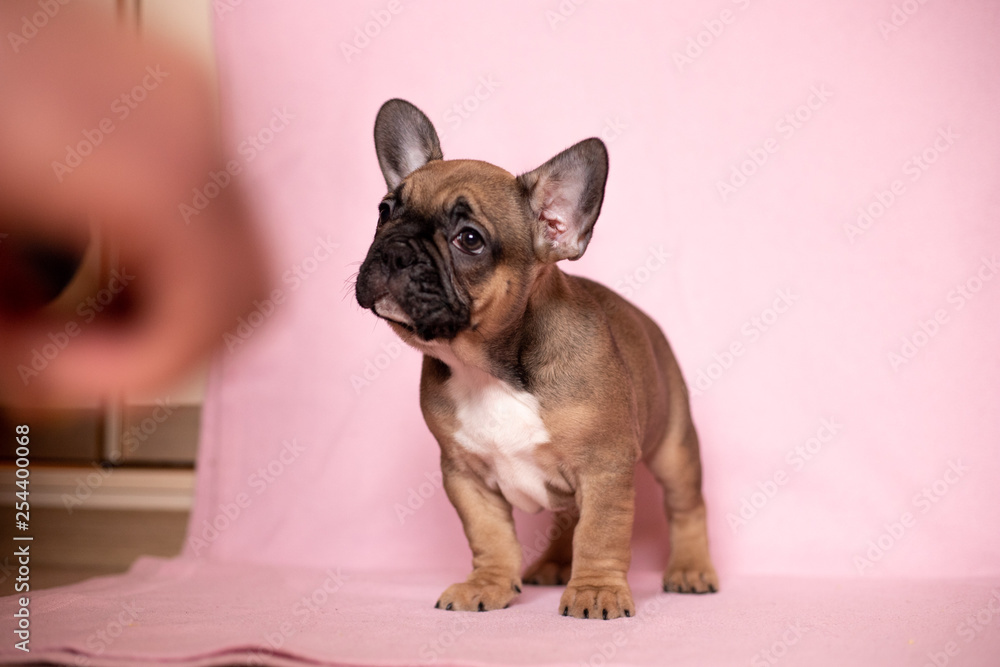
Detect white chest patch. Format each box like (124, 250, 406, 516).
(444, 365, 553, 514)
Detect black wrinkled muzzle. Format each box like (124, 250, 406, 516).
(356, 233, 470, 341)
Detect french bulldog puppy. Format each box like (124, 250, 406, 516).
(356, 99, 718, 619)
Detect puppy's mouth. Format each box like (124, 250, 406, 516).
(373, 295, 415, 333)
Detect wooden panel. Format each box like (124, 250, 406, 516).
(0, 408, 103, 463)
(118, 403, 201, 464)
(0, 465, 195, 511)
(0, 506, 189, 593)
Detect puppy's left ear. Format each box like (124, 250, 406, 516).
(374, 99, 443, 190)
(517, 138, 608, 262)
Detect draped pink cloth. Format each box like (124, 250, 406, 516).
(3, 1, 999, 665)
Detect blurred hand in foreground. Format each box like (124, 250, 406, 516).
(0, 1, 270, 405)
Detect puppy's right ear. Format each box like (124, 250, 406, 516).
(374, 99, 443, 190)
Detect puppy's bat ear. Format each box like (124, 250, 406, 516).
(374, 99, 443, 190)
(517, 138, 608, 263)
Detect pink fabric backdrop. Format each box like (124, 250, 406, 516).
(193, 0, 1000, 578)
(4, 1, 1000, 665)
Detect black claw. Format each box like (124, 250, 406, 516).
(708, 583, 718, 593)
(624, 609, 631, 618)
(446, 602, 453, 611)
(478, 601, 485, 612)
(602, 609, 608, 620)
(562, 606, 569, 616)
(513, 584, 522, 593)
(434, 601, 441, 609)
(583, 608, 589, 619)
(504, 604, 510, 609)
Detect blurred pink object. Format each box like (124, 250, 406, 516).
(0, 0, 269, 405)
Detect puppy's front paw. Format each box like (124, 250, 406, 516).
(663, 563, 719, 594)
(435, 578, 520, 612)
(559, 579, 634, 620)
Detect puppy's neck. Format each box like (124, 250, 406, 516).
(412, 264, 573, 389)
(527, 263, 571, 308)
(414, 335, 494, 380)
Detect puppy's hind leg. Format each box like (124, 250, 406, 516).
(523, 510, 577, 586)
(647, 422, 719, 594)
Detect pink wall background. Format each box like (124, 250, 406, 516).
(192, 0, 1000, 580)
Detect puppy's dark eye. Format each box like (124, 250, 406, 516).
(453, 227, 485, 255)
(378, 201, 392, 225)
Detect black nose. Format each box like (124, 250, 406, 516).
(383, 241, 418, 272)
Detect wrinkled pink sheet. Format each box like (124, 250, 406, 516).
(4, 0, 1000, 665)
(6, 557, 1000, 666)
